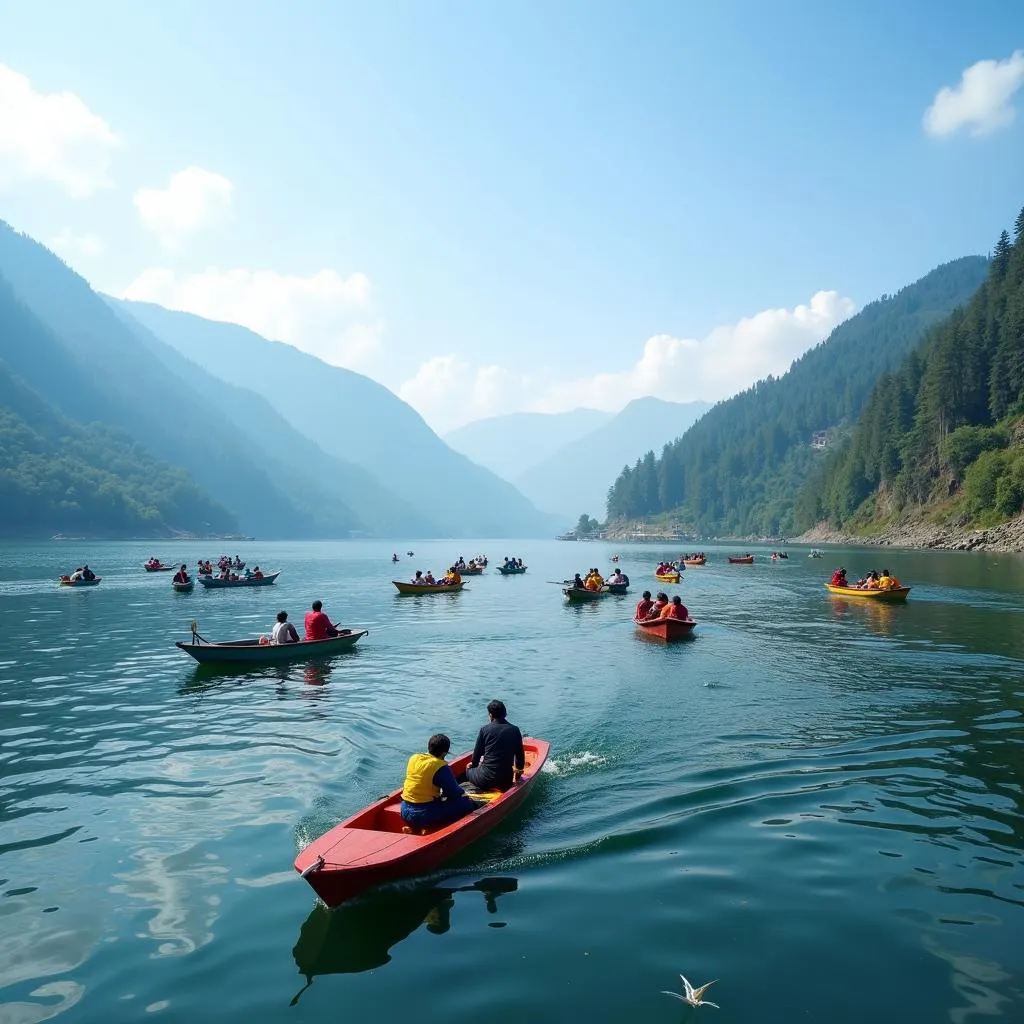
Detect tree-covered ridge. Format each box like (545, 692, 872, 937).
(0, 361, 237, 537)
(605, 256, 989, 535)
(799, 208, 1024, 529)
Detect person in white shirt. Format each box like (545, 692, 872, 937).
(609, 569, 626, 585)
(271, 610, 300, 644)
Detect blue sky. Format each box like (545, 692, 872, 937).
(1, 1, 1023, 430)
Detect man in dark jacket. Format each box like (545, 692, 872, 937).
(465, 699, 525, 791)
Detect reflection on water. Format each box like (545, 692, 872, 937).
(290, 877, 518, 1000)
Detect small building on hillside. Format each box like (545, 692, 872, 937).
(811, 431, 829, 450)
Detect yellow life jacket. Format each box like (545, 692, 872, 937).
(402, 753, 446, 804)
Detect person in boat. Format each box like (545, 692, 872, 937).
(571, 572, 586, 590)
(69, 567, 84, 582)
(466, 700, 525, 792)
(608, 568, 627, 586)
(304, 599, 339, 640)
(863, 571, 881, 589)
(830, 567, 848, 587)
(272, 610, 300, 645)
(635, 590, 655, 620)
(649, 591, 669, 617)
(392, 553, 399, 563)
(234, 555, 243, 568)
(173, 564, 190, 585)
(400, 733, 483, 830)
(661, 595, 690, 620)
(879, 569, 901, 589)
(82, 565, 95, 581)
(424, 570, 436, 584)
(441, 566, 462, 585)
(252, 567, 264, 580)
(411, 570, 425, 584)
(219, 567, 231, 580)
(586, 568, 605, 590)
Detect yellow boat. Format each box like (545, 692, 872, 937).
(655, 572, 681, 583)
(825, 584, 910, 602)
(393, 580, 464, 595)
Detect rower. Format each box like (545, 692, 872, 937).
(304, 599, 339, 640)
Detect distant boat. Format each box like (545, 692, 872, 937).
(728, 555, 754, 564)
(393, 580, 464, 595)
(197, 571, 281, 589)
(555, 533, 578, 541)
(58, 576, 101, 587)
(497, 565, 527, 575)
(144, 563, 175, 572)
(808, 550, 823, 558)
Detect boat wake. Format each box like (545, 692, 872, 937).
(542, 750, 608, 776)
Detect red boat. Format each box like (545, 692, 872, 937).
(294, 738, 550, 907)
(728, 555, 754, 564)
(634, 616, 696, 640)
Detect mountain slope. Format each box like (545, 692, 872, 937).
(0, 221, 334, 538)
(106, 302, 438, 538)
(606, 256, 990, 534)
(798, 210, 1024, 531)
(516, 397, 710, 519)
(116, 300, 562, 537)
(444, 408, 613, 480)
(0, 278, 237, 537)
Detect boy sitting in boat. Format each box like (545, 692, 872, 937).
(466, 700, 525, 792)
(401, 734, 483, 830)
(271, 611, 300, 644)
(173, 564, 190, 585)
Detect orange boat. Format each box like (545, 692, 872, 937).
(682, 557, 705, 566)
(728, 555, 754, 564)
(634, 616, 696, 640)
(294, 738, 550, 907)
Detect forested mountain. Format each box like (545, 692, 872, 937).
(444, 408, 613, 480)
(117, 300, 563, 537)
(606, 257, 989, 535)
(0, 287, 237, 537)
(798, 210, 1024, 530)
(516, 397, 710, 519)
(0, 222, 329, 538)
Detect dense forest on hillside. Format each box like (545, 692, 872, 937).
(0, 361, 236, 537)
(605, 257, 989, 535)
(798, 209, 1024, 529)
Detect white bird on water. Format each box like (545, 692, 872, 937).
(662, 974, 719, 1009)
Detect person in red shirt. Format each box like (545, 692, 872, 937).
(650, 591, 669, 617)
(304, 599, 339, 641)
(660, 595, 690, 620)
(634, 590, 655, 621)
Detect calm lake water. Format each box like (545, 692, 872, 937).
(1, 539, 1022, 1023)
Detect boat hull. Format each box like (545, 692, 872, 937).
(197, 571, 281, 588)
(563, 587, 605, 602)
(172, 581, 195, 593)
(58, 577, 101, 587)
(682, 559, 705, 566)
(728, 556, 754, 564)
(294, 739, 549, 907)
(458, 567, 484, 575)
(655, 572, 681, 583)
(144, 565, 175, 572)
(176, 629, 368, 664)
(825, 584, 910, 602)
(393, 581, 465, 594)
(635, 616, 696, 640)
(496, 566, 527, 575)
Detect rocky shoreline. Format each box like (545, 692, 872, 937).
(795, 513, 1024, 553)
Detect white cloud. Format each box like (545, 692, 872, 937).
(0, 64, 120, 196)
(51, 228, 105, 256)
(923, 51, 1024, 138)
(133, 167, 234, 247)
(399, 290, 856, 432)
(121, 265, 380, 369)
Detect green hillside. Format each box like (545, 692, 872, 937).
(0, 280, 236, 537)
(606, 256, 989, 535)
(799, 208, 1024, 531)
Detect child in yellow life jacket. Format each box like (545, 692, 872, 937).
(400, 734, 482, 829)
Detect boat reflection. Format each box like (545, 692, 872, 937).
(290, 876, 518, 1000)
(829, 598, 896, 637)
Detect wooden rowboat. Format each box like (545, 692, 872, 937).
(634, 616, 696, 640)
(393, 580, 465, 595)
(682, 558, 705, 566)
(172, 580, 195, 593)
(144, 564, 175, 572)
(58, 576, 102, 587)
(176, 628, 368, 664)
(458, 567, 484, 575)
(563, 586, 607, 602)
(294, 738, 549, 907)
(655, 572, 681, 583)
(728, 556, 754, 564)
(605, 581, 629, 595)
(197, 570, 281, 588)
(825, 584, 911, 602)
(497, 565, 527, 575)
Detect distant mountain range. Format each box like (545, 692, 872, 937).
(0, 219, 562, 539)
(445, 397, 710, 519)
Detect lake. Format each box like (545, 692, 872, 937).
(1, 539, 1022, 1023)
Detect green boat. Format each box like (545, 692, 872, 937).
(563, 586, 607, 603)
(176, 628, 368, 664)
